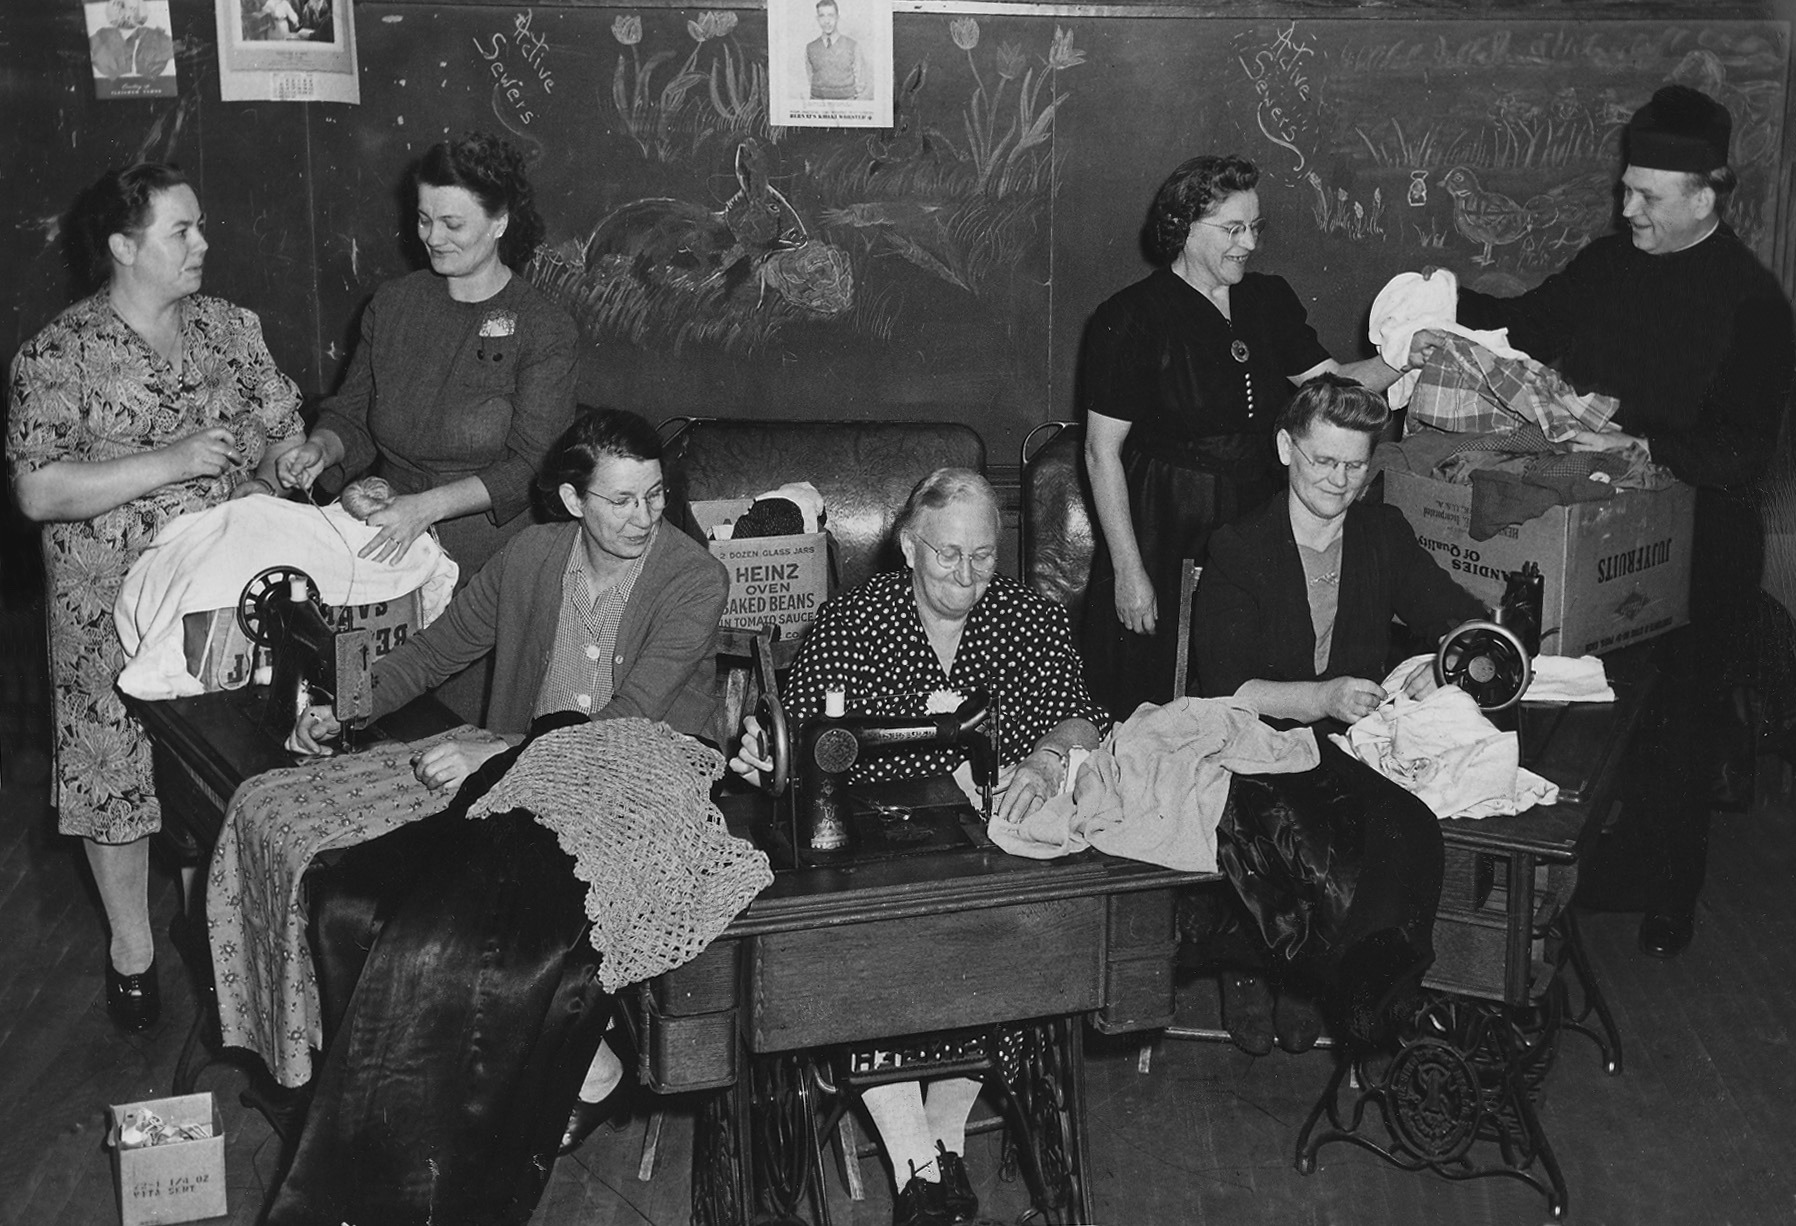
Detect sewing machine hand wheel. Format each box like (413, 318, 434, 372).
(236, 565, 319, 647)
(1434, 619, 1532, 712)
(750, 628, 791, 797)
(756, 691, 792, 798)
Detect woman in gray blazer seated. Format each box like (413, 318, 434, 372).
(283, 407, 729, 1220)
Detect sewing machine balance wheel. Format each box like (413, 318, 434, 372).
(1434, 619, 1532, 713)
(236, 565, 321, 646)
(757, 691, 792, 798)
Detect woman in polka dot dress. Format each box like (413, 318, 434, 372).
(733, 468, 1109, 1226)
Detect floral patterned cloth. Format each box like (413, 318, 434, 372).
(207, 726, 481, 1088)
(6, 292, 303, 842)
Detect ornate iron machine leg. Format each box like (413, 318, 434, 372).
(1294, 991, 1570, 1219)
(691, 1071, 752, 1226)
(1548, 906, 1624, 1076)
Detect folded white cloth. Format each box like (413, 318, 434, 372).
(1368, 269, 1528, 409)
(1330, 655, 1557, 819)
(116, 497, 459, 700)
(753, 481, 825, 533)
(1524, 654, 1615, 703)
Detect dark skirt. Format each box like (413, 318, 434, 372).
(265, 744, 613, 1226)
(1081, 438, 1280, 719)
(1185, 737, 1444, 1042)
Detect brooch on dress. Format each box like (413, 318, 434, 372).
(477, 309, 517, 362)
(1230, 339, 1250, 364)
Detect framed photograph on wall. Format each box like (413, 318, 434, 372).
(768, 0, 892, 128)
(85, 0, 178, 100)
(215, 0, 359, 103)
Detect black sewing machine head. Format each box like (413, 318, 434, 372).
(750, 633, 996, 866)
(236, 566, 375, 745)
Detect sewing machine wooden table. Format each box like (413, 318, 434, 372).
(1294, 654, 1654, 1220)
(630, 775, 1210, 1226)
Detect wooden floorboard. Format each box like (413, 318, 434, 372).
(6, 598, 1796, 1225)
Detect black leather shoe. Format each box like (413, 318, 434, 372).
(1638, 911, 1694, 959)
(1274, 990, 1324, 1055)
(106, 957, 159, 1032)
(557, 1093, 627, 1156)
(893, 1167, 949, 1226)
(934, 1143, 978, 1222)
(1221, 973, 1274, 1057)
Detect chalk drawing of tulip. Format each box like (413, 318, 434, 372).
(949, 18, 980, 51)
(612, 15, 641, 45)
(1047, 26, 1087, 72)
(995, 42, 1025, 82)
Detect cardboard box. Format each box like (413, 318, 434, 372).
(690, 499, 831, 638)
(1383, 469, 1695, 657)
(108, 1093, 227, 1225)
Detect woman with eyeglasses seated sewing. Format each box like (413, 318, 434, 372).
(731, 468, 1110, 1226)
(269, 407, 731, 1223)
(1188, 373, 1485, 1057)
(1080, 154, 1442, 723)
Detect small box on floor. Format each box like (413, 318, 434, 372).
(1383, 470, 1695, 657)
(108, 1093, 227, 1226)
(690, 499, 832, 639)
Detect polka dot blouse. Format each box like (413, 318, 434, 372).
(782, 571, 1112, 784)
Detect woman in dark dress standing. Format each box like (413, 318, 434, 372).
(1080, 154, 1431, 720)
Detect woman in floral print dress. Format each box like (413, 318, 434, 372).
(8, 163, 304, 1030)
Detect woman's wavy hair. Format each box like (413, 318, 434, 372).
(1277, 371, 1391, 439)
(1143, 155, 1260, 265)
(414, 132, 544, 269)
(893, 468, 1000, 542)
(68, 162, 191, 289)
(537, 407, 663, 517)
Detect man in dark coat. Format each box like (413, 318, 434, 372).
(1457, 85, 1795, 958)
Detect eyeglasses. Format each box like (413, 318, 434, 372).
(1288, 439, 1370, 480)
(1194, 218, 1269, 243)
(915, 535, 999, 575)
(586, 485, 666, 515)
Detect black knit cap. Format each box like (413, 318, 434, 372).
(1625, 84, 1731, 173)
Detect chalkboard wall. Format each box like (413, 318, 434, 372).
(2, 3, 1788, 463)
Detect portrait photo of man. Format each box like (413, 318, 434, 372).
(805, 0, 870, 101)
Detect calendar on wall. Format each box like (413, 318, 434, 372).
(215, 0, 359, 103)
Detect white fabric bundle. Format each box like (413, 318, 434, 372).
(1367, 269, 1527, 408)
(1330, 655, 1557, 819)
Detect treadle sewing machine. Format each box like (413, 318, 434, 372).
(613, 631, 1214, 1226)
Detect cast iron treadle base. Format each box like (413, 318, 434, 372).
(690, 1017, 1092, 1226)
(1294, 990, 1570, 1220)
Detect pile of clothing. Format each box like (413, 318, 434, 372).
(1369, 270, 1675, 539)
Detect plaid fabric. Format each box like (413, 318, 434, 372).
(1408, 334, 1619, 442)
(534, 529, 650, 719)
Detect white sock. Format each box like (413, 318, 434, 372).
(578, 1038, 624, 1103)
(923, 1077, 982, 1157)
(861, 1081, 938, 1183)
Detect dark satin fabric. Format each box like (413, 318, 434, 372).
(268, 720, 612, 1226)
(1218, 737, 1443, 979)
(1082, 440, 1282, 715)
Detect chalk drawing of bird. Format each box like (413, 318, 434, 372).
(1520, 171, 1615, 248)
(1438, 166, 1534, 266)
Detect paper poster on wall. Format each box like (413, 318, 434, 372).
(768, 0, 892, 128)
(86, 0, 179, 100)
(214, 0, 359, 103)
